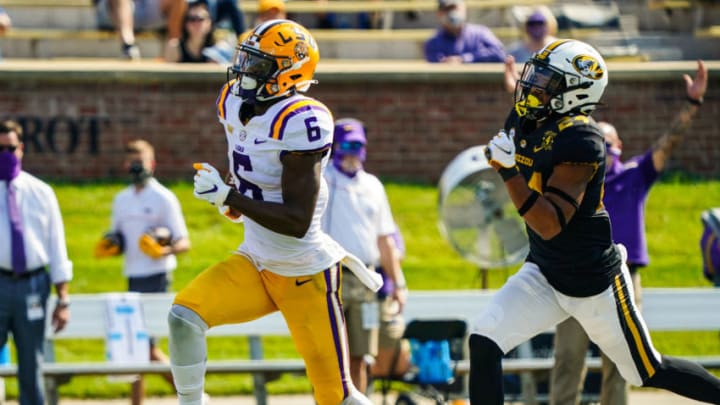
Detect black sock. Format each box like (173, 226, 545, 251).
(468, 334, 504, 405)
(643, 355, 720, 403)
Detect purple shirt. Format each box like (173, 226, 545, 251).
(603, 149, 659, 266)
(701, 225, 720, 283)
(424, 23, 505, 63)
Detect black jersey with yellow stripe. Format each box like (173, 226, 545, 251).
(504, 110, 622, 297)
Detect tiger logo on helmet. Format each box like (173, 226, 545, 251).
(514, 39, 608, 121)
(228, 20, 320, 104)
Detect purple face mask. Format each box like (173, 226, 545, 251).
(332, 139, 367, 177)
(527, 23, 547, 41)
(0, 151, 20, 181)
(332, 149, 366, 177)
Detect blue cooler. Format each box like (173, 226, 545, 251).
(0, 344, 9, 365)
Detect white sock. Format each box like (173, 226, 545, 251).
(172, 362, 207, 405)
(340, 388, 373, 405)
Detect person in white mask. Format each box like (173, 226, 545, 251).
(424, 0, 506, 64)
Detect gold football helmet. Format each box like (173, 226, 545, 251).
(229, 19, 320, 103)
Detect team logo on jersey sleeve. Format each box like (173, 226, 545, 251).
(533, 130, 557, 153)
(238, 129, 247, 141)
(572, 55, 604, 80)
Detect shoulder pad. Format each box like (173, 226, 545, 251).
(556, 115, 591, 132)
(216, 80, 237, 120)
(268, 97, 332, 141)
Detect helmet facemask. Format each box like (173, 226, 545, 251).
(514, 59, 567, 121)
(228, 45, 284, 104)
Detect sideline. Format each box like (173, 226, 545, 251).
(1, 390, 706, 405)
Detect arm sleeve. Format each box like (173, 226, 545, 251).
(164, 192, 189, 241)
(635, 149, 660, 188)
(467, 27, 506, 63)
(372, 178, 397, 237)
(110, 195, 120, 232)
(424, 36, 445, 63)
(45, 186, 73, 284)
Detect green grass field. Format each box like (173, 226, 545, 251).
(3, 175, 720, 399)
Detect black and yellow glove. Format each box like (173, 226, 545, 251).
(139, 226, 173, 259)
(94, 231, 124, 258)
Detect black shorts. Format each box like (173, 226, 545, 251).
(127, 272, 170, 293)
(128, 273, 170, 347)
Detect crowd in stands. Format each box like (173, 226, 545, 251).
(1, 0, 715, 62)
(0, 0, 594, 64)
(0, 7, 10, 61)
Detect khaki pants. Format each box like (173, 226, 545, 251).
(550, 271, 642, 405)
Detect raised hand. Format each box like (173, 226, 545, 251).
(486, 129, 517, 169)
(504, 55, 520, 94)
(684, 59, 707, 103)
(193, 162, 231, 206)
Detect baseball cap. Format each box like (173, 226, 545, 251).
(438, 0, 463, 9)
(258, 0, 286, 13)
(334, 119, 366, 154)
(526, 10, 547, 24)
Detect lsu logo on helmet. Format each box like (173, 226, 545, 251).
(229, 20, 320, 103)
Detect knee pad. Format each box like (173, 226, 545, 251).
(339, 389, 373, 405)
(168, 304, 209, 366)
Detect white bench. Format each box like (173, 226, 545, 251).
(0, 288, 719, 404)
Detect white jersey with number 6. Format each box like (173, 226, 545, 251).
(216, 80, 346, 276)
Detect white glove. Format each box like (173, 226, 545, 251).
(218, 205, 243, 223)
(193, 162, 231, 206)
(486, 129, 517, 169)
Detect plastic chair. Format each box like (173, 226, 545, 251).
(377, 318, 468, 405)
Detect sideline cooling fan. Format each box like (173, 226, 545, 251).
(437, 146, 528, 275)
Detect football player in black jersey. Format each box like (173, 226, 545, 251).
(468, 39, 720, 405)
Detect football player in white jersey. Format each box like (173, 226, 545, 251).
(167, 20, 381, 405)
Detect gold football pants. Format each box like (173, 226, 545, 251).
(174, 253, 353, 405)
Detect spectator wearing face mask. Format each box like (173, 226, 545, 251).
(506, 7, 557, 65)
(94, 139, 191, 405)
(503, 7, 558, 93)
(424, 0, 505, 64)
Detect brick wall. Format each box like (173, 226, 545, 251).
(0, 61, 717, 183)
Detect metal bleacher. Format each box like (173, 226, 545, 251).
(0, 0, 718, 60)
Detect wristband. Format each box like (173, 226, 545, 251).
(57, 299, 70, 309)
(687, 96, 703, 106)
(498, 166, 519, 182)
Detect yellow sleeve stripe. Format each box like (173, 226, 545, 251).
(270, 98, 330, 140)
(216, 80, 236, 120)
(528, 172, 543, 194)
